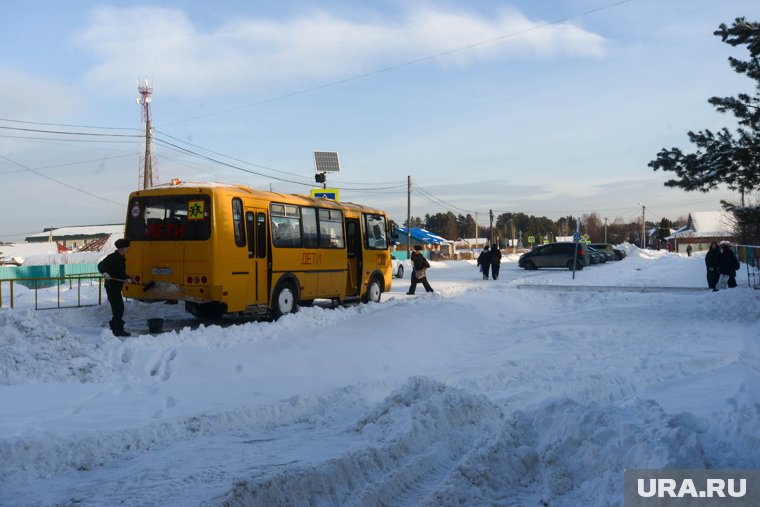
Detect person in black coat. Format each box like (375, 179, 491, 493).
(407, 245, 434, 294)
(477, 246, 491, 280)
(490, 244, 503, 280)
(98, 238, 133, 337)
(717, 241, 740, 289)
(705, 242, 721, 290)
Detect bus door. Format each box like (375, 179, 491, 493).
(345, 218, 362, 297)
(245, 209, 269, 305)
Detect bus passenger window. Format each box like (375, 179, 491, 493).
(232, 198, 245, 247)
(256, 212, 267, 258)
(318, 209, 344, 249)
(246, 211, 255, 258)
(270, 203, 301, 248)
(301, 207, 318, 248)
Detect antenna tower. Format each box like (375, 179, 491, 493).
(136, 78, 157, 189)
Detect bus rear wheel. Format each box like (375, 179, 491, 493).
(272, 281, 298, 319)
(362, 276, 382, 304)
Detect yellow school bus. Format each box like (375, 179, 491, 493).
(122, 180, 392, 319)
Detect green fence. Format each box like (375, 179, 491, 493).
(0, 264, 104, 309)
(0, 264, 100, 288)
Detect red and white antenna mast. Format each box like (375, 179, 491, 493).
(136, 78, 157, 189)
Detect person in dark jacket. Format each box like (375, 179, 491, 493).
(490, 244, 503, 280)
(705, 241, 721, 290)
(717, 241, 740, 290)
(98, 238, 133, 337)
(477, 246, 491, 280)
(407, 245, 434, 294)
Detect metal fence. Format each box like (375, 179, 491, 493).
(0, 273, 104, 310)
(735, 244, 760, 289)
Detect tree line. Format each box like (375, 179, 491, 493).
(396, 211, 684, 246)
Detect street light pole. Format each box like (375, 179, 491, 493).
(637, 202, 646, 249)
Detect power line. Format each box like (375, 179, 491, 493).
(154, 135, 410, 191)
(0, 154, 124, 207)
(0, 117, 141, 132)
(0, 125, 143, 138)
(160, 0, 636, 127)
(0, 153, 137, 175)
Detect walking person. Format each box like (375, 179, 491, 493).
(716, 241, 740, 290)
(686, 245, 692, 257)
(98, 238, 133, 337)
(407, 245, 434, 295)
(477, 246, 491, 280)
(705, 242, 721, 290)
(490, 244, 503, 280)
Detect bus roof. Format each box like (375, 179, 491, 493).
(129, 181, 386, 215)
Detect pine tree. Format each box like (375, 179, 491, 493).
(648, 18, 760, 201)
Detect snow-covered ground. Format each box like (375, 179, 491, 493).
(1, 247, 759, 506)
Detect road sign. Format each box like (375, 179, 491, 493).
(311, 188, 340, 201)
(573, 232, 581, 242)
(528, 235, 535, 244)
(581, 234, 590, 242)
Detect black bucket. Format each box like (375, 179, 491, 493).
(147, 318, 164, 333)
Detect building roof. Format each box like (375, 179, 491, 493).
(673, 211, 737, 238)
(25, 224, 124, 241)
(395, 227, 448, 245)
(0, 242, 68, 265)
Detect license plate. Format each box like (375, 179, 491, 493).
(152, 267, 173, 275)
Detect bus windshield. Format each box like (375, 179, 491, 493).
(126, 195, 211, 241)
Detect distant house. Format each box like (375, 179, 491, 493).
(25, 224, 124, 250)
(393, 227, 452, 259)
(669, 211, 738, 253)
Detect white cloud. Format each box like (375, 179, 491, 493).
(72, 5, 607, 97)
(0, 68, 79, 120)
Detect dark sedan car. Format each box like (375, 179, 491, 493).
(519, 242, 589, 270)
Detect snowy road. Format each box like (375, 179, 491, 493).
(1, 246, 759, 506)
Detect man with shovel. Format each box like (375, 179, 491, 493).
(98, 238, 134, 337)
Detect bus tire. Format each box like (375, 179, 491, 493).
(362, 276, 382, 304)
(299, 299, 314, 307)
(272, 281, 298, 319)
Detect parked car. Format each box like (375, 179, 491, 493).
(518, 242, 589, 270)
(590, 243, 626, 261)
(586, 246, 610, 263)
(391, 255, 404, 278)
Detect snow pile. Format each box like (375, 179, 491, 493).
(1, 247, 759, 506)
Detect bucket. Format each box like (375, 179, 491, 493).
(147, 318, 164, 333)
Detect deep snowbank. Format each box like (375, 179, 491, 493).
(1, 248, 759, 506)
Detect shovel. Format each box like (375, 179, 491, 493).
(106, 276, 157, 292)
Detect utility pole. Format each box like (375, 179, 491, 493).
(407, 176, 412, 259)
(638, 202, 646, 249)
(489, 209, 494, 245)
(604, 217, 608, 244)
(137, 78, 156, 189)
(475, 211, 479, 244)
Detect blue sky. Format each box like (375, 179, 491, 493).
(1, 0, 756, 240)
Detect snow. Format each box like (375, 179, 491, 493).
(24, 225, 124, 241)
(1, 247, 759, 506)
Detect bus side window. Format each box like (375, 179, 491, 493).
(246, 211, 255, 258)
(232, 198, 245, 247)
(256, 212, 267, 258)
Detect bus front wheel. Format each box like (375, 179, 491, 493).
(272, 281, 298, 319)
(362, 276, 382, 304)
